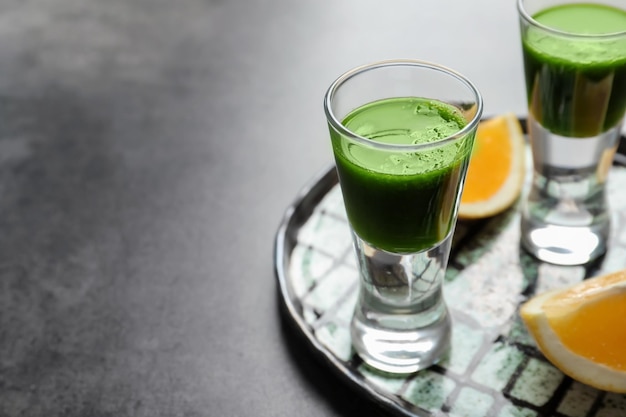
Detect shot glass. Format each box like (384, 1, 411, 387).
(518, 0, 626, 265)
(323, 60, 483, 373)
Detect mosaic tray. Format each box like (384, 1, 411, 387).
(274, 130, 626, 417)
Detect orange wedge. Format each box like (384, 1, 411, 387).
(458, 113, 525, 220)
(520, 269, 626, 393)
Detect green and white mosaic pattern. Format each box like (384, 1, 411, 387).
(277, 164, 626, 417)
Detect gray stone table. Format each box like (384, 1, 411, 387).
(0, 0, 527, 416)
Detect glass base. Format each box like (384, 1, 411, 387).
(521, 116, 618, 266)
(349, 233, 453, 373)
(520, 217, 609, 266)
(351, 302, 451, 374)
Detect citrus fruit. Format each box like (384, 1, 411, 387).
(520, 269, 626, 393)
(458, 113, 525, 220)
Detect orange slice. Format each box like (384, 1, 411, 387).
(520, 269, 626, 393)
(458, 113, 525, 220)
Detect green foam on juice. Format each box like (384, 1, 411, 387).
(330, 97, 474, 253)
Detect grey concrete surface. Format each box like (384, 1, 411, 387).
(0, 1, 526, 416)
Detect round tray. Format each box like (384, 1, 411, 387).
(274, 125, 626, 417)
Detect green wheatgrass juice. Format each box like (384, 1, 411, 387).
(522, 3, 626, 137)
(330, 97, 474, 253)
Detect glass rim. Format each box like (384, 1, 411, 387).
(517, 0, 626, 39)
(323, 59, 483, 152)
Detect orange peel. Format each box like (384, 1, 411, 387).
(520, 269, 626, 393)
(459, 113, 525, 220)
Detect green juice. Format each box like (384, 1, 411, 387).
(330, 97, 473, 253)
(522, 3, 626, 137)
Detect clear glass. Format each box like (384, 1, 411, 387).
(518, 0, 626, 265)
(323, 60, 483, 373)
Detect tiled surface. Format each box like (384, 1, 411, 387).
(278, 166, 626, 417)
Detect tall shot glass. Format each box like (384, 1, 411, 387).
(518, 0, 626, 266)
(324, 60, 483, 373)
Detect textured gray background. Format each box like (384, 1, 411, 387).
(0, 0, 526, 416)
